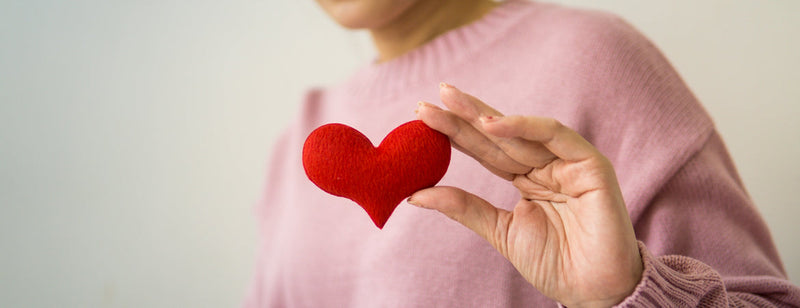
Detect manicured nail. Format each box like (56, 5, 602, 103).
(439, 82, 454, 89)
(481, 115, 503, 123)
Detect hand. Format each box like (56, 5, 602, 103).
(410, 83, 643, 307)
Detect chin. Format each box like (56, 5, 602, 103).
(316, 0, 418, 29)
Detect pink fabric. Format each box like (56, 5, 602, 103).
(246, 1, 800, 306)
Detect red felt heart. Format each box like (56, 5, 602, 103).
(302, 120, 451, 229)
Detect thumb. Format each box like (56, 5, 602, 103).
(409, 186, 510, 249)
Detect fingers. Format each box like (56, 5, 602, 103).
(438, 82, 502, 122)
(418, 83, 601, 175)
(481, 115, 599, 162)
(451, 142, 516, 181)
(408, 186, 511, 252)
(439, 84, 558, 168)
(416, 101, 531, 175)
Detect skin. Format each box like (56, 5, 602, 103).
(412, 84, 643, 307)
(315, 0, 499, 62)
(315, 1, 644, 306)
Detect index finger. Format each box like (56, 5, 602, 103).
(481, 115, 600, 162)
(438, 82, 503, 122)
(439, 83, 558, 167)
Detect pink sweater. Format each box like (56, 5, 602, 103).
(246, 1, 800, 306)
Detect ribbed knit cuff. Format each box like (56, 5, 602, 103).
(614, 241, 726, 307)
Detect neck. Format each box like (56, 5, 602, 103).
(370, 0, 499, 63)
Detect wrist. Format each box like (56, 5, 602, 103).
(563, 246, 644, 308)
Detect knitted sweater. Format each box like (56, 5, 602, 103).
(246, 1, 800, 306)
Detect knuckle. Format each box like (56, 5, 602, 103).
(444, 189, 469, 216)
(447, 113, 465, 135)
(511, 174, 528, 190)
(548, 118, 566, 132)
(510, 115, 526, 126)
(539, 118, 563, 143)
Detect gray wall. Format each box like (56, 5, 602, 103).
(1, 0, 797, 307)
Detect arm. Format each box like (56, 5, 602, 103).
(412, 84, 800, 307)
(618, 131, 799, 307)
(619, 241, 799, 307)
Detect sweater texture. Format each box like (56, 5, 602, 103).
(246, 1, 800, 306)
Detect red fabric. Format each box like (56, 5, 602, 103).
(302, 120, 451, 228)
(247, 1, 800, 306)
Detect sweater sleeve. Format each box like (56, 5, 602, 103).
(617, 242, 800, 307)
(617, 131, 800, 307)
(244, 88, 325, 307)
(542, 11, 800, 306)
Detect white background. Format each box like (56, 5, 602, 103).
(1, 0, 798, 307)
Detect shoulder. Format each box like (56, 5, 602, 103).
(269, 87, 328, 168)
(525, 2, 630, 30)
(496, 3, 717, 213)
(513, 2, 656, 66)
(499, 2, 703, 119)
(494, 2, 676, 103)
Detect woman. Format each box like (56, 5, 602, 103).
(246, 0, 800, 306)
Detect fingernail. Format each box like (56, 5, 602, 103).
(439, 82, 454, 89)
(407, 196, 421, 207)
(481, 115, 503, 123)
(417, 101, 441, 110)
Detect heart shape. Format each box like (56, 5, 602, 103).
(302, 120, 451, 229)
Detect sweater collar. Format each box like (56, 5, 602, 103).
(335, 0, 534, 102)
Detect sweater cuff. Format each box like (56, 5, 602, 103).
(614, 241, 726, 307)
